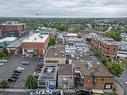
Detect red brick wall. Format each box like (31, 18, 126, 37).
(0, 25, 24, 31)
(101, 44, 118, 57)
(22, 36, 49, 55)
(91, 39, 99, 49)
(84, 76, 113, 90)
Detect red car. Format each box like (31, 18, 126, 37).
(35, 67, 42, 71)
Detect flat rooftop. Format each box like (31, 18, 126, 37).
(45, 45, 65, 58)
(73, 60, 113, 77)
(58, 64, 73, 75)
(22, 33, 49, 43)
(0, 37, 17, 42)
(38, 64, 57, 80)
(7, 40, 21, 48)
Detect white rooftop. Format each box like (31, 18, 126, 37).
(22, 33, 49, 43)
(0, 37, 17, 42)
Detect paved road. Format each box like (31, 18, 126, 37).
(115, 77, 127, 95)
(0, 89, 76, 95)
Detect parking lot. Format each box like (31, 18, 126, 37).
(0, 55, 37, 89)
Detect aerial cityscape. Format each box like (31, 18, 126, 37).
(0, 0, 127, 95)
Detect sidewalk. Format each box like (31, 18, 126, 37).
(0, 89, 76, 93)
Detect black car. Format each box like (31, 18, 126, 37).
(8, 77, 16, 82)
(13, 70, 22, 73)
(12, 73, 20, 76)
(52, 91, 61, 95)
(76, 90, 91, 95)
(11, 75, 19, 79)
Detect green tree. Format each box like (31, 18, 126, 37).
(3, 48, 9, 56)
(0, 80, 9, 88)
(48, 38, 56, 46)
(107, 61, 123, 77)
(25, 75, 38, 89)
(105, 30, 121, 41)
(101, 56, 109, 64)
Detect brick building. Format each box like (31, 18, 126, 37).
(22, 33, 49, 58)
(73, 60, 114, 90)
(91, 36, 121, 59)
(0, 21, 28, 38)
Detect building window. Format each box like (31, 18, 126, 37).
(104, 83, 112, 89)
(45, 60, 58, 63)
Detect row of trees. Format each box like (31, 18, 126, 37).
(91, 48, 123, 77)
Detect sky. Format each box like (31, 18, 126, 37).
(0, 0, 127, 18)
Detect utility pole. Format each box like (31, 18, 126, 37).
(35, 13, 40, 26)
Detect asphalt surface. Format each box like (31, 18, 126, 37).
(114, 67, 127, 95)
(0, 55, 37, 89)
(0, 92, 26, 95)
(0, 92, 76, 95)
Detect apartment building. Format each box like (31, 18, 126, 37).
(58, 64, 74, 89)
(91, 35, 121, 59)
(0, 21, 28, 38)
(22, 33, 49, 58)
(73, 60, 114, 90)
(44, 45, 66, 64)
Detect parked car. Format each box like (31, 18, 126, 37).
(0, 62, 4, 66)
(22, 61, 29, 65)
(13, 70, 22, 73)
(0, 59, 7, 63)
(12, 73, 20, 76)
(35, 67, 42, 71)
(17, 67, 24, 72)
(8, 77, 16, 82)
(37, 64, 43, 68)
(76, 90, 91, 95)
(42, 90, 53, 94)
(10, 75, 18, 79)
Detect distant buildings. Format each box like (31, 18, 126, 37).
(58, 64, 74, 89)
(44, 45, 66, 64)
(35, 26, 56, 39)
(0, 21, 28, 38)
(38, 64, 58, 89)
(22, 33, 49, 58)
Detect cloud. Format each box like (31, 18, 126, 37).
(0, 0, 127, 17)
